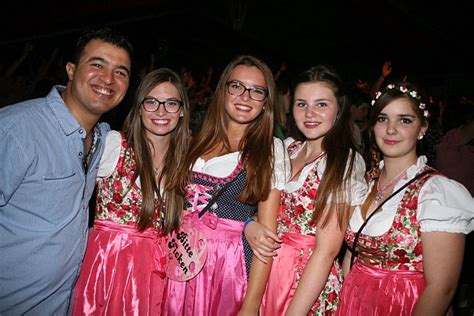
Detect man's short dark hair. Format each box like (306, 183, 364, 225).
(72, 26, 133, 64)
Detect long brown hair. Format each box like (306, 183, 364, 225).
(178, 55, 277, 203)
(289, 65, 358, 229)
(123, 68, 190, 233)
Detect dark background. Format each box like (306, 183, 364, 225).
(1, 0, 473, 96)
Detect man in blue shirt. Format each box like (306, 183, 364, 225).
(0, 27, 132, 315)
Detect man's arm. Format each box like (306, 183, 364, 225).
(0, 129, 31, 206)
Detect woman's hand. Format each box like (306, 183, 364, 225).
(244, 220, 281, 263)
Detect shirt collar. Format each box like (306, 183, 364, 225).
(46, 85, 81, 136)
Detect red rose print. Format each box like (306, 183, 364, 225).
(116, 208, 126, 218)
(308, 189, 317, 200)
(414, 242, 423, 255)
(113, 193, 123, 203)
(113, 179, 123, 191)
(132, 205, 140, 216)
(394, 249, 406, 258)
(294, 205, 305, 216)
(107, 202, 118, 213)
(406, 198, 418, 210)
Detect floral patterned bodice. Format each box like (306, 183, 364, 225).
(277, 141, 322, 236)
(95, 132, 162, 229)
(345, 167, 436, 271)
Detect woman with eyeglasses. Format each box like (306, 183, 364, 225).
(336, 82, 474, 316)
(163, 55, 289, 315)
(72, 68, 190, 315)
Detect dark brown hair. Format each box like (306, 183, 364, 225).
(366, 82, 429, 179)
(291, 65, 358, 228)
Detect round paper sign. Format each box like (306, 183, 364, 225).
(166, 221, 208, 281)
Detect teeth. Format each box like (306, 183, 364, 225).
(153, 119, 169, 124)
(236, 105, 252, 111)
(93, 87, 112, 95)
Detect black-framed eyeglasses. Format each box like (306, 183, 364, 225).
(141, 97, 183, 113)
(226, 81, 268, 102)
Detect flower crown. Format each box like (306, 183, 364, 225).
(372, 83, 430, 118)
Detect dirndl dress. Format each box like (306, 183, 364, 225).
(72, 132, 167, 315)
(337, 168, 435, 316)
(261, 142, 342, 316)
(163, 164, 256, 316)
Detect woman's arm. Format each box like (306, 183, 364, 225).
(244, 218, 281, 263)
(341, 248, 352, 277)
(238, 188, 281, 315)
(413, 231, 465, 316)
(285, 205, 350, 315)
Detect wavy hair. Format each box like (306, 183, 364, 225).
(178, 55, 276, 203)
(366, 81, 429, 179)
(123, 68, 190, 234)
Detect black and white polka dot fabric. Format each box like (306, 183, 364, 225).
(185, 167, 256, 276)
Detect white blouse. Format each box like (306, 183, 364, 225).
(349, 156, 474, 235)
(192, 137, 290, 190)
(98, 132, 290, 191)
(98, 131, 124, 178)
(283, 137, 368, 206)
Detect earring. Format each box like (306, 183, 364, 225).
(418, 134, 424, 140)
(179, 113, 184, 117)
(262, 106, 266, 110)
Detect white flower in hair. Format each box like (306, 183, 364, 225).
(371, 100, 376, 105)
(387, 84, 395, 89)
(400, 86, 408, 93)
(424, 110, 430, 118)
(419, 103, 426, 110)
(375, 91, 382, 99)
(410, 90, 418, 98)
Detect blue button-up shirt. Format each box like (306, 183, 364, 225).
(0, 86, 109, 315)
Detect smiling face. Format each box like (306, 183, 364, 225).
(140, 81, 183, 140)
(373, 97, 428, 161)
(292, 82, 339, 147)
(224, 65, 267, 128)
(64, 39, 131, 124)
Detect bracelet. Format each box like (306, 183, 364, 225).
(243, 218, 255, 232)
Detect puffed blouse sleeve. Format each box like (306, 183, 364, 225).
(271, 137, 291, 190)
(418, 175, 474, 234)
(348, 152, 368, 206)
(97, 130, 122, 179)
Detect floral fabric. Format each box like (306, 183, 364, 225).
(277, 141, 320, 236)
(345, 166, 436, 271)
(277, 140, 342, 314)
(95, 132, 161, 228)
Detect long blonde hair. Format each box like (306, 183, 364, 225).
(123, 68, 191, 234)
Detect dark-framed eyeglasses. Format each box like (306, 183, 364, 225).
(141, 97, 183, 113)
(226, 81, 268, 102)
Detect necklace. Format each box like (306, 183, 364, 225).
(83, 131, 98, 172)
(373, 167, 409, 204)
(304, 151, 325, 166)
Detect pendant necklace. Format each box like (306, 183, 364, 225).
(373, 167, 409, 204)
